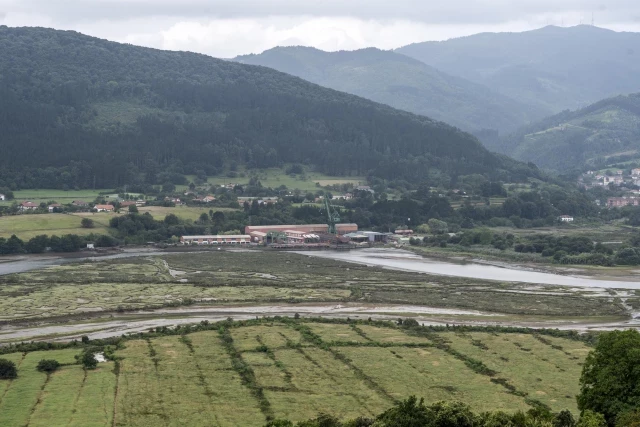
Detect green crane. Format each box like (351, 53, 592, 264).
(324, 197, 341, 234)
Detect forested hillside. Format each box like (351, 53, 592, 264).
(0, 27, 542, 190)
(397, 25, 640, 113)
(495, 93, 640, 172)
(235, 46, 546, 133)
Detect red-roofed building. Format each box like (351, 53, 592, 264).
(19, 201, 38, 211)
(94, 204, 114, 212)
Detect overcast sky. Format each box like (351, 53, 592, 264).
(1, 0, 639, 58)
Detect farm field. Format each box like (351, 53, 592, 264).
(137, 205, 240, 221)
(0, 213, 112, 239)
(0, 189, 112, 207)
(191, 168, 366, 193)
(0, 321, 592, 426)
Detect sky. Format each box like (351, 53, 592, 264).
(1, 0, 640, 58)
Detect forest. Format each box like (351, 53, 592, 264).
(0, 26, 542, 190)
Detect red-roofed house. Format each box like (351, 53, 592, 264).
(94, 204, 114, 212)
(19, 201, 38, 211)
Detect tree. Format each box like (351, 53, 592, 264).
(576, 411, 606, 427)
(577, 329, 640, 423)
(374, 396, 433, 426)
(615, 248, 640, 266)
(427, 219, 449, 235)
(81, 218, 94, 229)
(128, 204, 138, 213)
(80, 351, 98, 370)
(164, 214, 180, 226)
(199, 213, 210, 224)
(36, 359, 60, 373)
(0, 358, 17, 379)
(25, 234, 49, 253)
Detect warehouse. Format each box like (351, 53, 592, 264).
(180, 235, 251, 245)
(244, 223, 358, 235)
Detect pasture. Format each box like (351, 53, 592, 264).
(0, 321, 591, 426)
(0, 213, 112, 239)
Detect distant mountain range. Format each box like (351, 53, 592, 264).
(492, 93, 640, 172)
(0, 27, 542, 189)
(397, 25, 640, 114)
(235, 46, 546, 133)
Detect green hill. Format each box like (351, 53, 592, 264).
(235, 46, 547, 133)
(397, 25, 640, 114)
(495, 93, 640, 171)
(0, 26, 541, 189)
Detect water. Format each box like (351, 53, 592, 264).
(297, 248, 640, 289)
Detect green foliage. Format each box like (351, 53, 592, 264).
(0, 358, 18, 379)
(81, 217, 94, 228)
(79, 351, 98, 370)
(36, 359, 61, 373)
(576, 411, 607, 427)
(577, 330, 640, 423)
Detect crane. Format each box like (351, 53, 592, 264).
(323, 197, 341, 235)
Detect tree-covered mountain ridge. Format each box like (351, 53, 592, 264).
(0, 26, 541, 189)
(234, 45, 547, 133)
(397, 25, 640, 114)
(495, 93, 640, 172)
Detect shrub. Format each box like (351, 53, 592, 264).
(81, 218, 94, 229)
(0, 358, 17, 379)
(36, 359, 60, 373)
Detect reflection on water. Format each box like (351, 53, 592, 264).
(297, 249, 640, 289)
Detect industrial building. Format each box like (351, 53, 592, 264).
(180, 235, 251, 245)
(245, 223, 358, 235)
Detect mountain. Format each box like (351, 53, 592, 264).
(495, 93, 640, 172)
(0, 26, 541, 190)
(397, 25, 640, 113)
(235, 46, 547, 133)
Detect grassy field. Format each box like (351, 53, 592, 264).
(0, 205, 241, 239)
(0, 189, 112, 207)
(0, 321, 592, 426)
(0, 213, 112, 239)
(0, 251, 630, 322)
(137, 205, 239, 221)
(189, 168, 366, 193)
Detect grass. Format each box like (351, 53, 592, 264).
(137, 205, 239, 222)
(0, 251, 630, 322)
(196, 168, 365, 193)
(0, 189, 112, 207)
(0, 321, 592, 426)
(0, 213, 112, 239)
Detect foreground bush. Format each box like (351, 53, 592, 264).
(36, 359, 60, 373)
(0, 358, 17, 379)
(265, 397, 609, 427)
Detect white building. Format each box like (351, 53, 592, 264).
(180, 235, 250, 245)
(0, 194, 5, 201)
(559, 215, 574, 222)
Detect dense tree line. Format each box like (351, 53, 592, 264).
(0, 27, 542, 189)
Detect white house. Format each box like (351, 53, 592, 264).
(19, 201, 38, 211)
(559, 215, 574, 222)
(0, 194, 5, 201)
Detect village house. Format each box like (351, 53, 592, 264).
(94, 204, 114, 212)
(19, 201, 38, 211)
(558, 215, 574, 222)
(165, 197, 182, 205)
(202, 195, 216, 203)
(607, 197, 640, 208)
(120, 201, 137, 208)
(355, 185, 375, 194)
(0, 193, 5, 201)
(48, 203, 62, 213)
(72, 200, 88, 207)
(603, 176, 624, 186)
(135, 199, 146, 207)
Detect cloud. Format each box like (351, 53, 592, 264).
(1, 0, 640, 57)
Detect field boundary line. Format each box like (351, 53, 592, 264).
(178, 335, 222, 427)
(25, 370, 53, 427)
(66, 368, 88, 427)
(0, 352, 27, 407)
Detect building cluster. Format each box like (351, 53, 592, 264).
(180, 224, 423, 248)
(606, 197, 640, 208)
(17, 199, 146, 213)
(582, 168, 640, 189)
